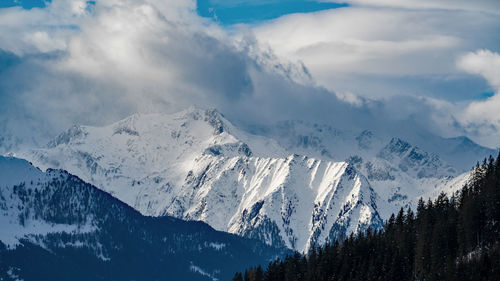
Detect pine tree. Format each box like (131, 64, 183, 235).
(233, 272, 243, 281)
(254, 265, 264, 281)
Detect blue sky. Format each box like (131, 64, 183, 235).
(196, 0, 347, 25)
(0, 0, 48, 9)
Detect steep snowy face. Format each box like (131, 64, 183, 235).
(176, 155, 382, 251)
(0, 156, 288, 281)
(253, 120, 476, 214)
(18, 108, 383, 252)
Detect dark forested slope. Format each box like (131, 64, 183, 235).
(236, 153, 500, 281)
(0, 156, 288, 281)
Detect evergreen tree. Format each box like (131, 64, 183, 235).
(233, 272, 243, 281)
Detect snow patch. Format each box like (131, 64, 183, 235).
(206, 242, 226, 251)
(190, 262, 219, 281)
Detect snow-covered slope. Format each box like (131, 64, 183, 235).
(0, 156, 287, 281)
(16, 108, 382, 251)
(254, 119, 493, 173)
(0, 157, 93, 248)
(17, 107, 477, 251)
(179, 155, 383, 251)
(251, 120, 477, 216)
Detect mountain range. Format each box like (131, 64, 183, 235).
(8, 107, 493, 252)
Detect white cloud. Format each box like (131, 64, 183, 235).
(0, 0, 320, 145)
(456, 50, 500, 147)
(324, 0, 500, 15)
(247, 1, 500, 147)
(0, 0, 498, 151)
(458, 50, 500, 90)
(252, 5, 500, 98)
(24, 31, 67, 53)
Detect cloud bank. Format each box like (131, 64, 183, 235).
(0, 0, 498, 150)
(252, 1, 500, 96)
(251, 0, 500, 147)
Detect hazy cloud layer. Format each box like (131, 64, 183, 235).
(0, 0, 499, 150)
(251, 0, 500, 147)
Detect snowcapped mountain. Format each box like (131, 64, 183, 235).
(15, 107, 487, 252)
(253, 119, 493, 173)
(0, 156, 287, 281)
(249, 119, 481, 217)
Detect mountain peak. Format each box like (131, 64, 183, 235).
(379, 137, 412, 158)
(0, 156, 45, 187)
(47, 125, 88, 148)
(378, 137, 456, 178)
(181, 106, 226, 135)
(356, 130, 374, 150)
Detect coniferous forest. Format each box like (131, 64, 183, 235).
(235, 153, 500, 281)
